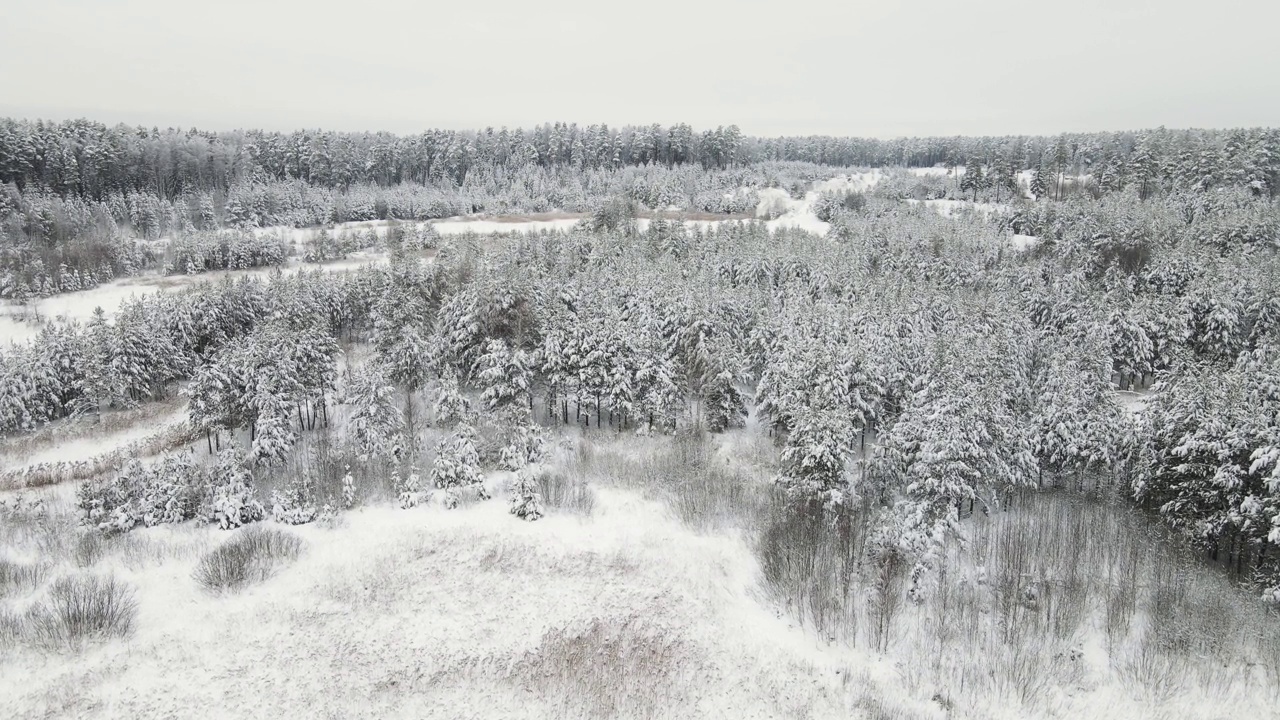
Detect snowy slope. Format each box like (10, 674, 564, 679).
(0, 487, 926, 719)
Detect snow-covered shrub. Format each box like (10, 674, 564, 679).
(590, 196, 639, 233)
(0, 493, 48, 526)
(193, 526, 303, 593)
(531, 467, 596, 516)
(498, 421, 548, 471)
(76, 454, 207, 534)
(475, 406, 547, 471)
(509, 468, 545, 521)
(316, 504, 339, 528)
(341, 470, 357, 509)
(813, 190, 867, 222)
(870, 170, 950, 201)
(271, 474, 320, 525)
(404, 223, 440, 251)
(204, 452, 265, 530)
(395, 467, 429, 509)
(431, 424, 487, 508)
(0, 557, 46, 598)
(301, 228, 348, 263)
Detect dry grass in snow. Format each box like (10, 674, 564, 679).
(2, 426, 1278, 719)
(0, 476, 931, 719)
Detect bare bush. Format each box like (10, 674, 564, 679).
(759, 496, 874, 647)
(536, 467, 596, 516)
(0, 557, 47, 597)
(194, 526, 304, 593)
(73, 531, 106, 567)
(27, 574, 138, 650)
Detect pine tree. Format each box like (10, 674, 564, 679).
(478, 339, 534, 411)
(509, 468, 545, 521)
(702, 368, 747, 433)
(348, 362, 404, 462)
(431, 424, 487, 508)
(776, 408, 850, 504)
(1053, 136, 1070, 200)
(960, 157, 985, 201)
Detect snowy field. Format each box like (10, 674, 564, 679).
(0, 481, 924, 719)
(4, 402, 1275, 720)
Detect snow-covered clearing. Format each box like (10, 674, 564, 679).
(1117, 388, 1154, 415)
(0, 482, 922, 719)
(755, 171, 886, 235)
(904, 198, 1009, 218)
(909, 166, 962, 179)
(0, 249, 394, 346)
(1011, 234, 1040, 251)
(0, 399, 187, 475)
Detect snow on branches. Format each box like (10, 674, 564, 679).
(431, 424, 488, 508)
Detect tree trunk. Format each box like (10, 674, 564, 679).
(206, 430, 213, 454)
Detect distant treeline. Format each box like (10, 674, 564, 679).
(1, 118, 1277, 199)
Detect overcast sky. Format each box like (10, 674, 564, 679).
(2, 0, 1277, 138)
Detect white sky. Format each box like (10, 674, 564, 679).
(1, 0, 1277, 137)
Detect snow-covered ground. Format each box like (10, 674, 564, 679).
(756, 171, 887, 235)
(0, 483, 922, 719)
(909, 166, 961, 179)
(903, 198, 1009, 218)
(0, 402, 187, 474)
(1116, 388, 1154, 415)
(3, 422, 1269, 720)
(0, 250, 392, 346)
(1011, 234, 1040, 251)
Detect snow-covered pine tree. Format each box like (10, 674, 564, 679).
(431, 424, 487, 508)
(478, 338, 534, 411)
(776, 408, 851, 505)
(509, 468, 544, 521)
(702, 368, 747, 433)
(431, 371, 473, 428)
(961, 157, 985, 201)
(347, 362, 404, 462)
(205, 450, 265, 529)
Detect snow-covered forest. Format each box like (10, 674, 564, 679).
(2, 115, 1280, 719)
